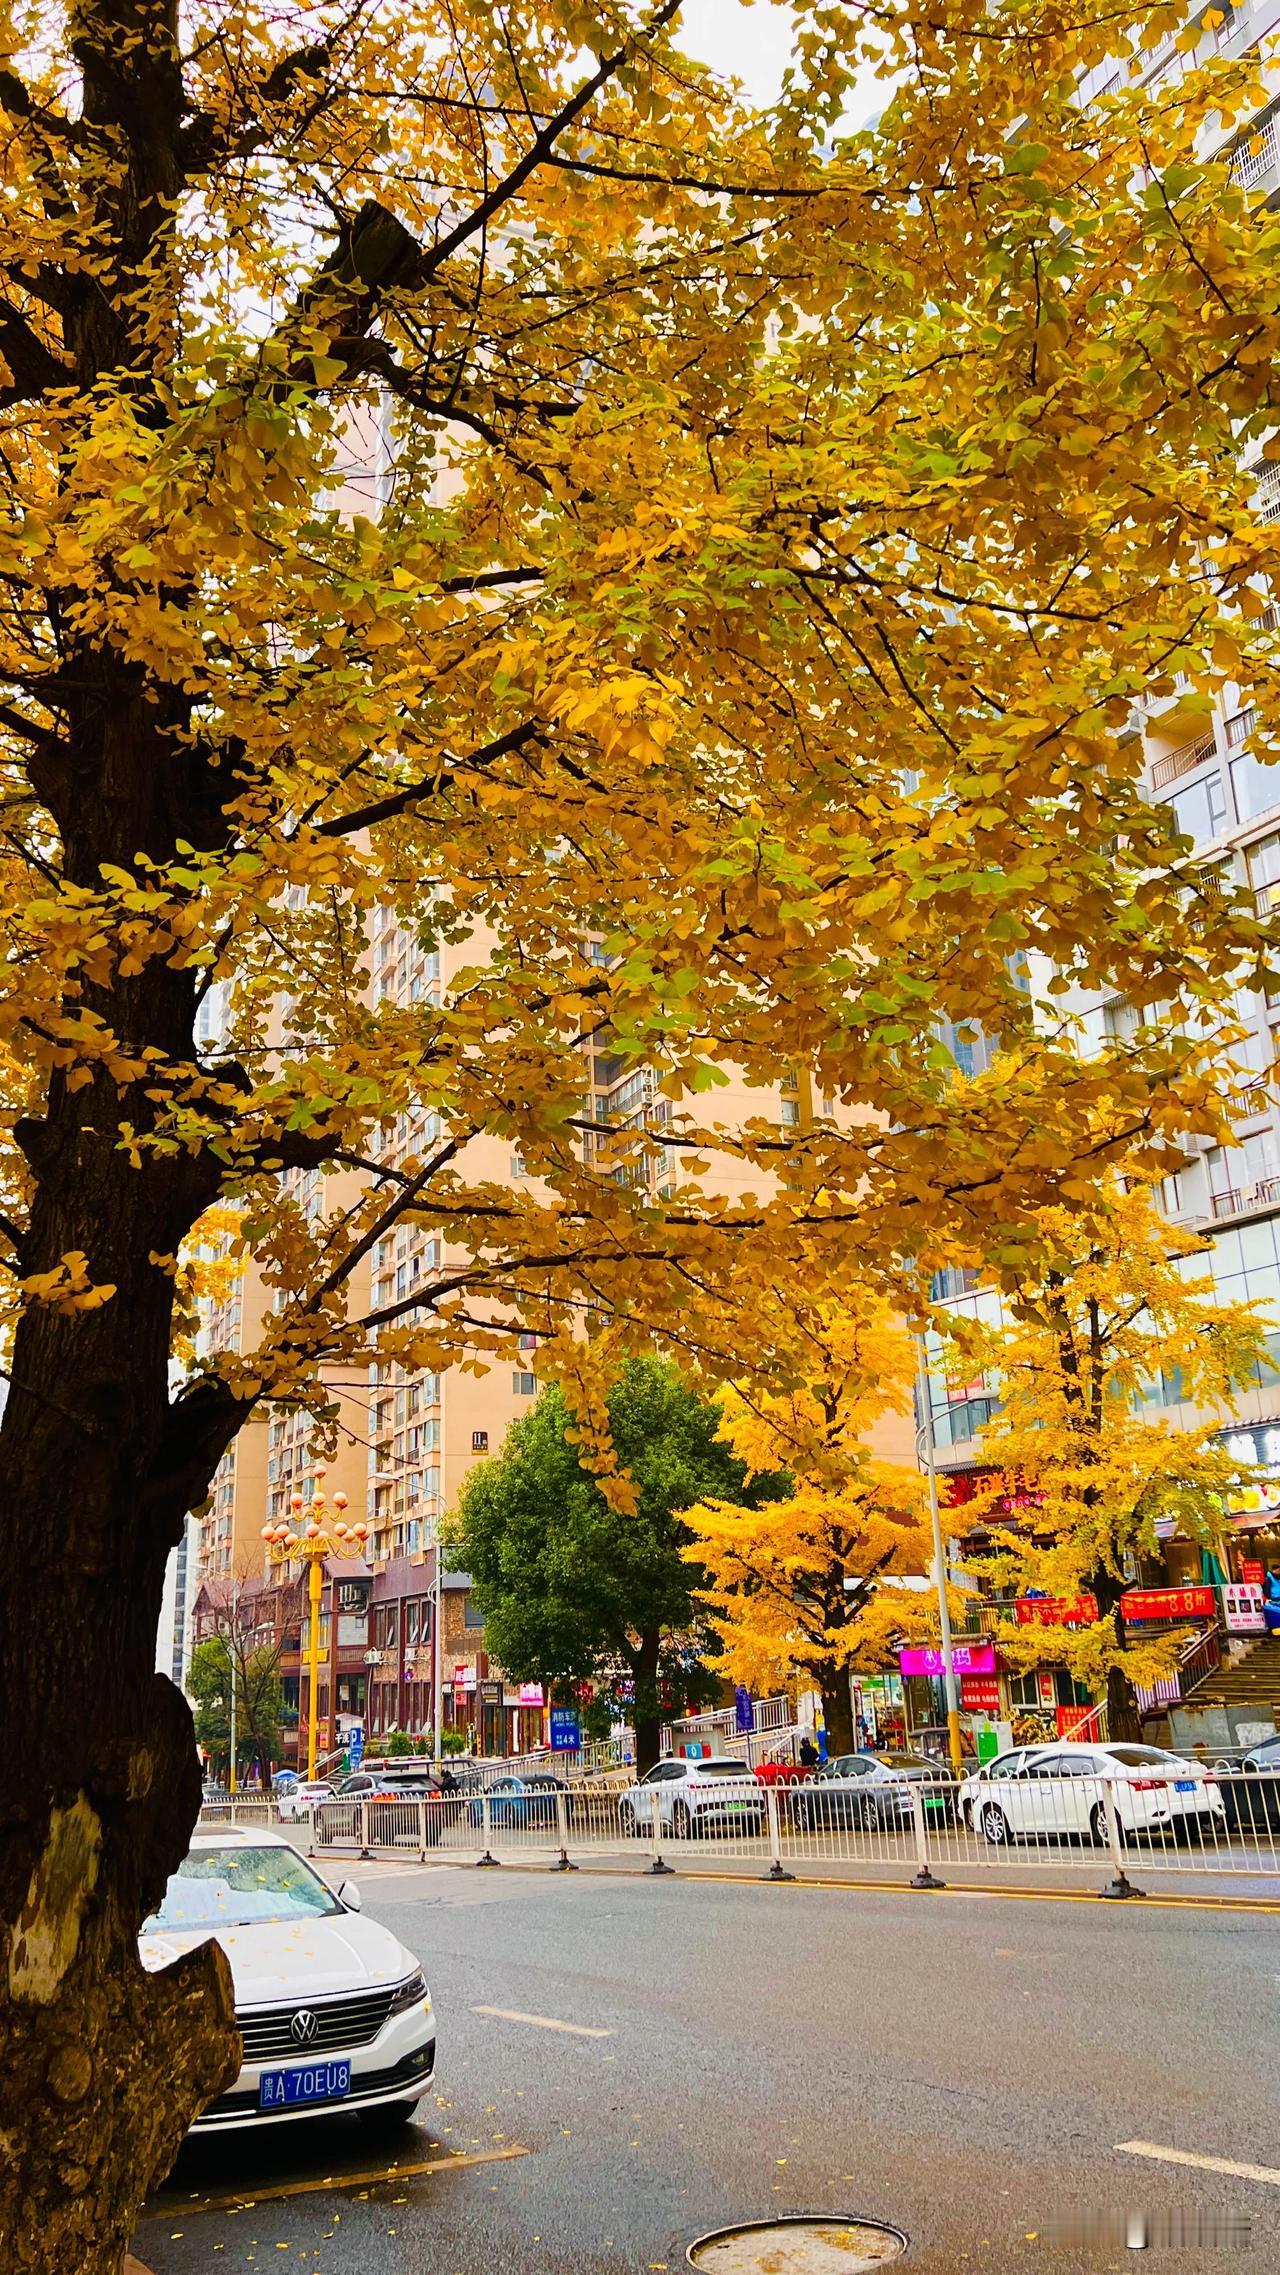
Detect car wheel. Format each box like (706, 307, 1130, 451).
(618, 1801, 637, 1838)
(981, 1804, 1010, 1846)
(672, 1798, 693, 1840)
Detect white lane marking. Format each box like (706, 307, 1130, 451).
(472, 2004, 613, 2038)
(1116, 2140, 1280, 2187)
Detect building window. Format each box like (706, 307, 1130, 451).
(512, 1371, 537, 1396)
(463, 1594, 485, 1630)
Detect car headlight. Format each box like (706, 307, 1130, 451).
(389, 1967, 430, 2016)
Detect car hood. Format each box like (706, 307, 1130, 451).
(138, 1911, 416, 2008)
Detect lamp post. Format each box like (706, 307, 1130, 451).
(261, 1474, 369, 1781)
(914, 1330, 964, 1781)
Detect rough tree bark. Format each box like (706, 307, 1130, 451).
(630, 1630, 664, 1775)
(819, 1674, 856, 1756)
(0, 680, 247, 2268)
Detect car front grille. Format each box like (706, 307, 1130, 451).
(237, 1986, 399, 2064)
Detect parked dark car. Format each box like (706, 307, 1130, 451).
(316, 1773, 455, 1846)
(1216, 1735, 1280, 1832)
(790, 1750, 956, 1830)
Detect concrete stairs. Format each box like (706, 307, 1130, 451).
(1171, 1635, 1280, 1745)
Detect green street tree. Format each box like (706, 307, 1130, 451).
(448, 1359, 786, 1771)
(186, 1635, 285, 1787)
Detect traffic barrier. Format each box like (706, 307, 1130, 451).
(197, 1768, 1280, 1900)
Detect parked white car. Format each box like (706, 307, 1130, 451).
(964, 1741, 1225, 1847)
(275, 1778, 337, 1822)
(139, 1828, 436, 2133)
(619, 1756, 765, 1838)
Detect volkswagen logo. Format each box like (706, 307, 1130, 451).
(290, 2009, 319, 2047)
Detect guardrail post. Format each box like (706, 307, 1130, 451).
(417, 1797, 429, 1864)
(649, 1791, 673, 1876)
(476, 1787, 500, 1868)
(1098, 1777, 1145, 1900)
(909, 1782, 945, 1890)
(306, 1803, 316, 1859)
(359, 1799, 372, 1860)
(762, 1782, 795, 1882)
(551, 1788, 578, 1872)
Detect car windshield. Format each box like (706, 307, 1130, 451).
(142, 1845, 345, 1930)
(695, 1761, 749, 1776)
(1106, 1746, 1183, 1768)
(875, 1753, 936, 1771)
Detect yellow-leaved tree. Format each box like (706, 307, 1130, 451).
(942, 1185, 1270, 1742)
(1, 0, 1280, 2255)
(683, 1299, 935, 1751)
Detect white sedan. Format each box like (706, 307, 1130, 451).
(139, 1827, 436, 2133)
(274, 1778, 337, 1822)
(619, 1756, 765, 1838)
(964, 1741, 1226, 1847)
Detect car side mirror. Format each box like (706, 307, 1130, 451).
(337, 1880, 363, 1912)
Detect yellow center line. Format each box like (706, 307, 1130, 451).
(140, 2142, 529, 2220)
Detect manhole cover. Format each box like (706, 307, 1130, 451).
(687, 2216, 908, 2275)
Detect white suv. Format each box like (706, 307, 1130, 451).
(619, 1756, 765, 1839)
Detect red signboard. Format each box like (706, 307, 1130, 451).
(1016, 1595, 1098, 1626)
(1242, 1558, 1265, 1587)
(1119, 1585, 1216, 1622)
(1056, 1705, 1095, 1738)
(960, 1673, 1001, 1712)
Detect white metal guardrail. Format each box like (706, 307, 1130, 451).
(198, 1768, 1280, 1895)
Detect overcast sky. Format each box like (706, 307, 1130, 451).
(676, 0, 886, 123)
(679, 0, 797, 102)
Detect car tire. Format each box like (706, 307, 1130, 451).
(618, 1801, 637, 1838)
(981, 1804, 1010, 1846)
(672, 1799, 693, 1840)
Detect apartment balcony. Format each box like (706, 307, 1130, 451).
(1148, 732, 1217, 791)
(1233, 108, 1280, 197)
(1210, 1173, 1280, 1221)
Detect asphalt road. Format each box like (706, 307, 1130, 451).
(137, 1865, 1279, 2275)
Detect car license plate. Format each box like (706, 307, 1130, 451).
(1175, 1779, 1196, 1792)
(924, 1795, 946, 1812)
(258, 2059, 351, 2111)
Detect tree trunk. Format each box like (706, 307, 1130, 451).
(0, 877, 244, 2265)
(821, 1674, 856, 1756)
(630, 1630, 664, 1774)
(1105, 1662, 1143, 1746)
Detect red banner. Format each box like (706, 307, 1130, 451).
(1056, 1705, 1095, 1737)
(1119, 1585, 1215, 1622)
(960, 1673, 1001, 1712)
(1015, 1595, 1098, 1626)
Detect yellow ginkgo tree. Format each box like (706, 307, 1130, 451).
(942, 1185, 1270, 1741)
(683, 1299, 937, 1752)
(2, 0, 1280, 2257)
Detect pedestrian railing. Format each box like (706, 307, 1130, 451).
(198, 1767, 1280, 1897)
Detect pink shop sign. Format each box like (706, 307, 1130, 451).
(899, 1640, 996, 1678)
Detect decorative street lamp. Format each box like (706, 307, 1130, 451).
(261, 1473, 370, 1781)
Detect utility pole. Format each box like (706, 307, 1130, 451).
(432, 1543, 444, 1768)
(915, 1330, 964, 1781)
(228, 1565, 239, 1797)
